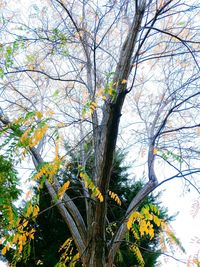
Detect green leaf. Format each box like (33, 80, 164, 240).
(178, 21, 185, 26)
(6, 46, 13, 56)
(13, 41, 19, 50)
(25, 111, 36, 119)
(53, 89, 59, 97)
(0, 67, 4, 78)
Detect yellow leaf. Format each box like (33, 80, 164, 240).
(19, 244, 23, 252)
(108, 190, 121, 206)
(153, 215, 161, 227)
(70, 252, 80, 267)
(121, 79, 127, 84)
(153, 147, 158, 155)
(59, 238, 73, 252)
(91, 101, 97, 108)
(131, 228, 140, 240)
(33, 205, 40, 218)
(22, 219, 28, 228)
(28, 203, 33, 215)
(99, 195, 104, 202)
(1, 246, 7, 255)
(127, 211, 143, 230)
(35, 111, 43, 119)
(108, 87, 114, 96)
(58, 181, 70, 199)
(29, 124, 48, 148)
(13, 233, 19, 243)
(20, 128, 31, 144)
(29, 232, 35, 239)
(127, 214, 134, 230)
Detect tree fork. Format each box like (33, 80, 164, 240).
(85, 2, 147, 266)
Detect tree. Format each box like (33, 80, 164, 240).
(0, 155, 21, 264)
(0, 0, 200, 266)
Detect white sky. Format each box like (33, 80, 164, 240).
(158, 180, 200, 266)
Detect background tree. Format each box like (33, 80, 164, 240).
(0, 0, 200, 266)
(3, 149, 172, 267)
(0, 156, 21, 264)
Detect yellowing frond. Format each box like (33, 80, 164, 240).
(32, 205, 40, 218)
(187, 256, 192, 267)
(59, 238, 73, 253)
(58, 181, 70, 199)
(131, 227, 140, 241)
(108, 87, 115, 96)
(127, 211, 143, 230)
(58, 238, 79, 266)
(95, 187, 104, 202)
(69, 252, 80, 267)
(161, 222, 185, 253)
(20, 128, 31, 144)
(108, 190, 121, 206)
(127, 205, 163, 242)
(25, 203, 33, 217)
(34, 159, 61, 183)
(153, 215, 161, 227)
(54, 141, 61, 160)
(131, 244, 144, 266)
(5, 206, 15, 229)
(79, 168, 104, 202)
(28, 229, 36, 239)
(139, 220, 154, 239)
(29, 124, 48, 147)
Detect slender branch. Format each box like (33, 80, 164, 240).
(154, 91, 200, 141)
(5, 69, 86, 85)
(145, 26, 200, 70)
(160, 123, 200, 135)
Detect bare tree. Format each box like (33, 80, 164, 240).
(0, 0, 200, 266)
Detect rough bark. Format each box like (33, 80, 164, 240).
(84, 2, 147, 266)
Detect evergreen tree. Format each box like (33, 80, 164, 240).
(4, 149, 171, 266)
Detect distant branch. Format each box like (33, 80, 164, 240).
(145, 26, 200, 70)
(5, 69, 86, 85)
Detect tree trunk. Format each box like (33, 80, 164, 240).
(84, 242, 106, 267)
